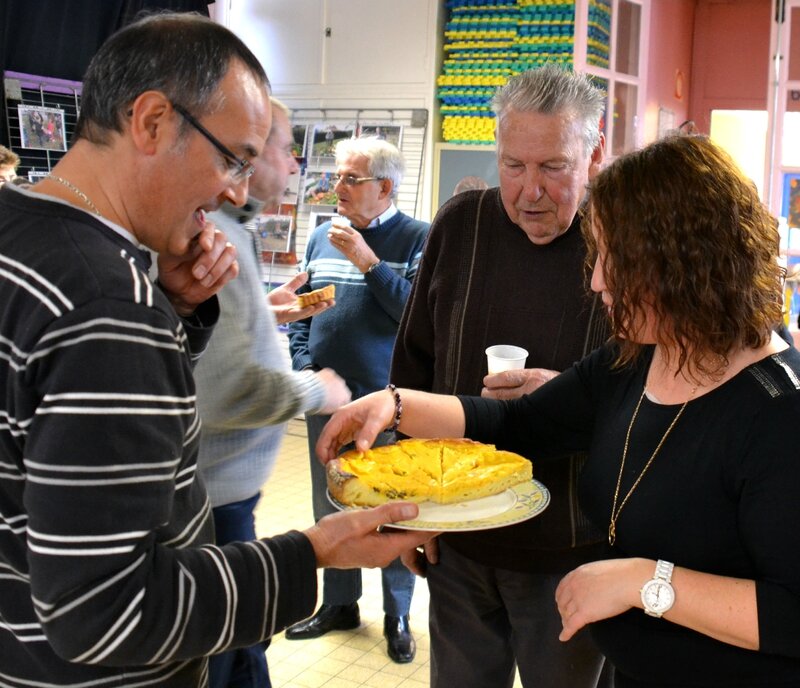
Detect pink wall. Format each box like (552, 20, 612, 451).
(688, 0, 772, 133)
(643, 0, 696, 144)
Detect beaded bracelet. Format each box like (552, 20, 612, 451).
(385, 383, 403, 432)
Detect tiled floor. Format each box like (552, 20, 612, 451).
(255, 418, 523, 688)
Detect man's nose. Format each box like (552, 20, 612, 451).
(223, 178, 249, 207)
(521, 167, 544, 202)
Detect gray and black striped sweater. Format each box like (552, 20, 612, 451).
(0, 186, 316, 687)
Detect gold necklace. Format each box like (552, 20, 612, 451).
(47, 175, 101, 216)
(608, 385, 695, 546)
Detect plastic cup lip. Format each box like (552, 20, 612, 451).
(485, 345, 529, 374)
(485, 344, 528, 360)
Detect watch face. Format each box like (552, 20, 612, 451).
(641, 580, 675, 614)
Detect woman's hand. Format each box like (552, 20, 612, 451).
(555, 558, 650, 641)
(315, 390, 396, 464)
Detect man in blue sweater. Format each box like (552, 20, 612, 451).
(287, 137, 429, 663)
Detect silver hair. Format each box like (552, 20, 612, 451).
(267, 97, 290, 143)
(491, 65, 605, 156)
(269, 96, 290, 119)
(334, 136, 405, 198)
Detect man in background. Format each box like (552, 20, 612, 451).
(287, 137, 429, 663)
(195, 96, 351, 688)
(0, 144, 20, 184)
(392, 66, 611, 687)
(0, 14, 433, 687)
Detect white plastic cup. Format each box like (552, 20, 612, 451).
(485, 345, 529, 374)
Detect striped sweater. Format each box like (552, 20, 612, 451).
(0, 186, 316, 687)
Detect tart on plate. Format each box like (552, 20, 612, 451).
(327, 438, 532, 507)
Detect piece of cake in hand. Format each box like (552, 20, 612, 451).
(297, 284, 335, 308)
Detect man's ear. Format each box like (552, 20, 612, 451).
(588, 132, 606, 180)
(128, 91, 174, 156)
(378, 177, 393, 200)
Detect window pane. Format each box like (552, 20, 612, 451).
(615, 1, 641, 76)
(709, 110, 767, 197)
(789, 7, 800, 81)
(783, 91, 800, 167)
(612, 82, 638, 156)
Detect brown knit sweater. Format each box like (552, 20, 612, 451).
(390, 187, 608, 573)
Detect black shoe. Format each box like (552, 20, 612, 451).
(285, 603, 360, 640)
(384, 614, 415, 663)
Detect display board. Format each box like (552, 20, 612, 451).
(263, 106, 428, 289)
(433, 143, 498, 210)
(3, 71, 82, 178)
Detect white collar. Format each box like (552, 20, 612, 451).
(364, 203, 398, 229)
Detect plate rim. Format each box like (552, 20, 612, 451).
(326, 478, 550, 532)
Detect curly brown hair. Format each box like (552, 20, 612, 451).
(583, 135, 783, 379)
(0, 145, 20, 170)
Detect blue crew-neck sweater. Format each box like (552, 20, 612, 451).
(289, 211, 428, 399)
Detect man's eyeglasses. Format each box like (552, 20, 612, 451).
(333, 174, 383, 187)
(172, 103, 255, 184)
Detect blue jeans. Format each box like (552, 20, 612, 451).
(209, 494, 271, 688)
(306, 413, 415, 616)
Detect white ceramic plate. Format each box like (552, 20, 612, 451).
(327, 479, 550, 532)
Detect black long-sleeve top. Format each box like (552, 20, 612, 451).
(461, 343, 800, 686)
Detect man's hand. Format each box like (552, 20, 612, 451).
(268, 271, 335, 324)
(158, 222, 239, 317)
(481, 368, 559, 400)
(314, 368, 352, 414)
(328, 222, 379, 273)
(304, 503, 438, 569)
(400, 537, 439, 577)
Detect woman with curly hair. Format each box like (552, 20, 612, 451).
(315, 134, 800, 687)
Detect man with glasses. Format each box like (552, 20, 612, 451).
(0, 14, 434, 687)
(287, 137, 429, 663)
(195, 97, 352, 688)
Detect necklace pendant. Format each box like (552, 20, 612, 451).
(608, 522, 616, 546)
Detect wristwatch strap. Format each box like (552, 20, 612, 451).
(654, 559, 674, 583)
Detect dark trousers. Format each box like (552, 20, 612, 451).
(428, 540, 608, 688)
(208, 494, 271, 688)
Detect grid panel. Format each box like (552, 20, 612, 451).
(3, 71, 82, 180)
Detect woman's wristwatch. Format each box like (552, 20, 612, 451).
(640, 560, 675, 618)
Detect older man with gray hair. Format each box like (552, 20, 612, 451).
(391, 65, 611, 687)
(287, 137, 429, 663)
